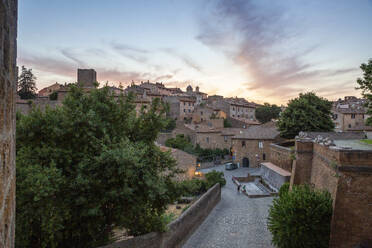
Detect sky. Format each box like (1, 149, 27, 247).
(18, 0, 372, 104)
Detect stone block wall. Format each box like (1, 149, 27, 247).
(169, 148, 196, 181)
(269, 143, 293, 172)
(290, 138, 372, 248)
(290, 139, 313, 186)
(0, 1, 17, 247)
(99, 183, 221, 248)
(232, 139, 273, 167)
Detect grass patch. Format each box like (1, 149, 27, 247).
(361, 139, 372, 145)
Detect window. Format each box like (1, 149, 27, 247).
(183, 109, 186, 113)
(224, 136, 228, 142)
(348, 124, 352, 128)
(258, 142, 263, 149)
(188, 109, 191, 113)
(242, 141, 246, 147)
(233, 107, 235, 111)
(206, 137, 209, 143)
(263, 153, 266, 160)
(201, 111, 203, 115)
(351, 114, 356, 119)
(237, 115, 240, 117)
(362, 115, 365, 119)
(189, 102, 191, 106)
(183, 102, 185, 105)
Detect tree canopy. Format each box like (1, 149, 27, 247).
(17, 65, 37, 99)
(255, 103, 281, 123)
(16, 86, 180, 248)
(356, 58, 372, 126)
(277, 92, 334, 139)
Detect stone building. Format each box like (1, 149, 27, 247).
(77, 68, 97, 88)
(164, 95, 196, 120)
(185, 85, 208, 105)
(332, 96, 371, 132)
(38, 82, 63, 97)
(231, 126, 282, 167)
(265, 131, 372, 248)
(207, 95, 256, 122)
(0, 0, 17, 247)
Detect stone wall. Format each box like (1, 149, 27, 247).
(156, 132, 173, 146)
(232, 139, 273, 167)
(99, 183, 221, 248)
(269, 143, 293, 172)
(169, 148, 196, 181)
(0, 0, 17, 247)
(289, 138, 372, 248)
(16, 97, 61, 115)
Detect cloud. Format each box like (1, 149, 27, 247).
(60, 48, 86, 66)
(111, 42, 149, 63)
(162, 48, 203, 72)
(18, 53, 76, 78)
(197, 0, 360, 102)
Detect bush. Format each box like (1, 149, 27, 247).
(205, 170, 226, 188)
(278, 182, 290, 197)
(178, 179, 208, 196)
(268, 184, 333, 248)
(177, 171, 226, 197)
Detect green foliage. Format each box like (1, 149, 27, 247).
(278, 182, 290, 197)
(223, 118, 232, 127)
(18, 65, 37, 99)
(16, 86, 180, 247)
(204, 170, 226, 188)
(163, 117, 176, 132)
(178, 179, 208, 197)
(356, 59, 372, 126)
(277, 92, 334, 139)
(255, 103, 281, 123)
(361, 139, 372, 145)
(268, 184, 333, 248)
(165, 135, 229, 161)
(49, 91, 58, 100)
(177, 171, 226, 197)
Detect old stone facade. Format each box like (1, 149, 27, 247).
(231, 126, 281, 167)
(0, 0, 17, 247)
(332, 96, 371, 132)
(77, 68, 97, 88)
(281, 134, 372, 248)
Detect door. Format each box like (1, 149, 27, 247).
(242, 157, 249, 167)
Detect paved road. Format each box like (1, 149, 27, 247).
(183, 165, 274, 248)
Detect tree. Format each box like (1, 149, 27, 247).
(277, 92, 334, 139)
(268, 184, 333, 248)
(16, 86, 180, 248)
(17, 66, 37, 99)
(223, 118, 232, 127)
(255, 103, 281, 123)
(356, 58, 372, 126)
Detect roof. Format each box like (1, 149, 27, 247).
(300, 132, 366, 140)
(232, 126, 280, 140)
(220, 128, 245, 136)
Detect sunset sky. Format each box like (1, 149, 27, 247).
(18, 0, 372, 104)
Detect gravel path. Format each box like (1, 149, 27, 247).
(183, 165, 274, 248)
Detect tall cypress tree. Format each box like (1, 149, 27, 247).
(17, 66, 37, 99)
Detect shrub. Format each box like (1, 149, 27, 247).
(268, 184, 333, 248)
(278, 182, 290, 197)
(205, 170, 226, 188)
(178, 179, 207, 196)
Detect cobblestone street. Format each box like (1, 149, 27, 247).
(183, 165, 274, 248)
